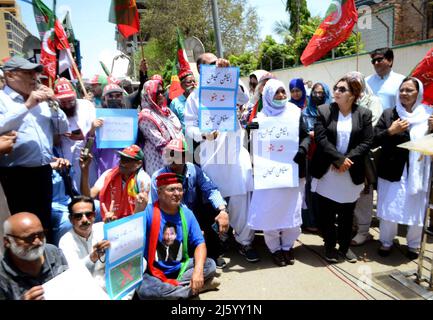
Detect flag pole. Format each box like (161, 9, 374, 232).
(66, 49, 87, 96)
(138, 32, 144, 60)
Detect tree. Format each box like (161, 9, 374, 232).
(285, 0, 310, 36)
(272, 19, 294, 44)
(137, 0, 260, 79)
(228, 52, 258, 76)
(256, 36, 296, 71)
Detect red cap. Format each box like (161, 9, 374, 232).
(117, 145, 144, 161)
(165, 138, 189, 152)
(103, 83, 123, 97)
(150, 74, 164, 86)
(156, 173, 184, 187)
(179, 69, 193, 81)
(54, 78, 76, 100)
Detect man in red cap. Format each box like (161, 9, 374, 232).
(80, 144, 151, 222)
(136, 172, 218, 299)
(54, 77, 96, 191)
(151, 138, 229, 268)
(101, 83, 125, 109)
(169, 70, 196, 133)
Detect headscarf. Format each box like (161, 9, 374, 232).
(262, 79, 288, 117)
(289, 78, 307, 108)
(140, 79, 169, 116)
(395, 77, 432, 195)
(249, 70, 268, 93)
(304, 82, 331, 118)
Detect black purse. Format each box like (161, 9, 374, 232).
(364, 149, 378, 186)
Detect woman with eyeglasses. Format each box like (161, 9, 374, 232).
(138, 80, 184, 176)
(374, 77, 433, 259)
(301, 82, 332, 233)
(310, 75, 373, 263)
(345, 72, 383, 247)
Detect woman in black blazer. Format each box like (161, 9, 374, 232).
(311, 75, 373, 263)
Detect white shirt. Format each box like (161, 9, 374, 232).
(312, 112, 363, 203)
(59, 222, 106, 289)
(366, 70, 405, 110)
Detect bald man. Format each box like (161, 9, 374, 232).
(0, 212, 68, 300)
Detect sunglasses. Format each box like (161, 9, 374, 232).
(371, 57, 384, 64)
(333, 86, 350, 94)
(7, 231, 45, 244)
(70, 211, 96, 220)
(209, 61, 217, 65)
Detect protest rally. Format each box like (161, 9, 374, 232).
(1, 0, 433, 301)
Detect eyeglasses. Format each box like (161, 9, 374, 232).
(371, 57, 384, 64)
(165, 186, 183, 194)
(120, 156, 137, 163)
(333, 86, 350, 94)
(70, 211, 96, 220)
(312, 91, 325, 96)
(209, 61, 217, 65)
(7, 231, 45, 244)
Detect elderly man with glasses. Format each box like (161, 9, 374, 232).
(136, 172, 219, 300)
(80, 144, 151, 222)
(0, 212, 68, 300)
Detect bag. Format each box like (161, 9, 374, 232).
(364, 150, 377, 185)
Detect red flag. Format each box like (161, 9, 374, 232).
(411, 48, 433, 105)
(109, 0, 140, 39)
(301, 0, 358, 66)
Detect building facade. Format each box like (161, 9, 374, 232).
(0, 0, 31, 59)
(355, 0, 432, 52)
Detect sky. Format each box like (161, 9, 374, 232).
(17, 0, 332, 79)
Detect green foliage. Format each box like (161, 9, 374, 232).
(256, 36, 296, 71)
(228, 52, 258, 76)
(285, 0, 310, 35)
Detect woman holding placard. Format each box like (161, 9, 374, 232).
(248, 79, 310, 267)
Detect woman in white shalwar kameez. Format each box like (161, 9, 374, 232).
(375, 77, 433, 259)
(248, 79, 310, 267)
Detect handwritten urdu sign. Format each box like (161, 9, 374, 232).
(198, 65, 239, 132)
(95, 109, 138, 149)
(104, 211, 145, 300)
(252, 116, 299, 190)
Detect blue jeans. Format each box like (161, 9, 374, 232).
(136, 258, 216, 300)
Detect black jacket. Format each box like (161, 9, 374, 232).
(373, 107, 410, 182)
(295, 113, 311, 179)
(311, 103, 373, 185)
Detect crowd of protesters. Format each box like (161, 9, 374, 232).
(0, 46, 433, 300)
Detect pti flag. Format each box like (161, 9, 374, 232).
(301, 0, 358, 66)
(109, 0, 140, 39)
(411, 48, 433, 105)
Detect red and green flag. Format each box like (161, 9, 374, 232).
(32, 0, 76, 80)
(109, 0, 140, 39)
(301, 0, 358, 66)
(412, 48, 433, 105)
(169, 28, 192, 100)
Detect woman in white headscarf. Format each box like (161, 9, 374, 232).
(374, 77, 433, 259)
(345, 72, 384, 246)
(248, 79, 310, 267)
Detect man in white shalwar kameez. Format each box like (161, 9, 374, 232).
(184, 53, 259, 262)
(248, 79, 309, 267)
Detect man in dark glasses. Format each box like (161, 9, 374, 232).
(0, 212, 68, 300)
(366, 47, 405, 110)
(58, 196, 110, 292)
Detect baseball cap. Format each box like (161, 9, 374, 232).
(165, 138, 189, 152)
(54, 77, 77, 100)
(103, 83, 124, 97)
(117, 145, 144, 161)
(1, 56, 43, 72)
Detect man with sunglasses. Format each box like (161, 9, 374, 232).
(0, 212, 68, 300)
(59, 196, 110, 291)
(366, 47, 405, 110)
(80, 144, 150, 222)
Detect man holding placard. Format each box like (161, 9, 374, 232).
(136, 172, 219, 299)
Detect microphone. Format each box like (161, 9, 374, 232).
(36, 83, 59, 111)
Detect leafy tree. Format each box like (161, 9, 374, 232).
(228, 52, 258, 76)
(285, 0, 310, 36)
(256, 36, 296, 71)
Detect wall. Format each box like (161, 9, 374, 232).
(241, 40, 433, 89)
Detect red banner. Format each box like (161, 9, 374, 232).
(411, 48, 433, 105)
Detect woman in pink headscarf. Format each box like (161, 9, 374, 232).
(138, 80, 183, 176)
